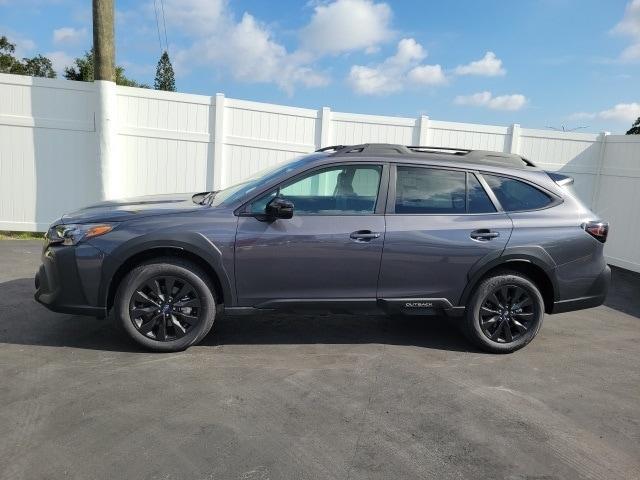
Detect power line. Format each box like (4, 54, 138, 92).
(545, 125, 589, 132)
(152, 0, 163, 54)
(159, 0, 169, 55)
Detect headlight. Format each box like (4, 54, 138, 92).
(46, 223, 114, 246)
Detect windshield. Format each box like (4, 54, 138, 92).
(209, 155, 318, 207)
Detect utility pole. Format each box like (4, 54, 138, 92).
(93, 0, 120, 199)
(93, 0, 114, 81)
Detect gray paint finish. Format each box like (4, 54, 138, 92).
(378, 213, 512, 300)
(34, 146, 610, 320)
(236, 215, 385, 304)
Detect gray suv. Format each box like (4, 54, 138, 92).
(35, 144, 610, 353)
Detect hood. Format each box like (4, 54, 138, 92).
(60, 193, 206, 224)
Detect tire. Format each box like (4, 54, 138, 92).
(463, 271, 544, 353)
(114, 258, 216, 352)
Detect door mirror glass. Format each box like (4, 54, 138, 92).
(266, 197, 294, 219)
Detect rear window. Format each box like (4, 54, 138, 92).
(483, 174, 552, 211)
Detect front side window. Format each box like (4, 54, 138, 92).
(250, 164, 382, 215)
(483, 174, 552, 211)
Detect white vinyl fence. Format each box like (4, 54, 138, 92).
(1, 72, 639, 272)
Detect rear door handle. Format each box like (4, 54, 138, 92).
(350, 230, 381, 241)
(470, 229, 500, 241)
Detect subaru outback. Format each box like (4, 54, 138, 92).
(35, 144, 610, 353)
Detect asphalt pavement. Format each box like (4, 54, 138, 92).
(1, 240, 639, 480)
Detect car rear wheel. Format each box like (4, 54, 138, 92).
(464, 271, 544, 353)
(115, 259, 216, 352)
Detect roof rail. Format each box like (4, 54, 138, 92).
(315, 143, 536, 168)
(407, 145, 471, 155)
(315, 145, 347, 152)
(316, 143, 412, 155)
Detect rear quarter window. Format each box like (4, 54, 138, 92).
(483, 174, 553, 211)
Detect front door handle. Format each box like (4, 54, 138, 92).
(350, 230, 381, 241)
(470, 229, 500, 241)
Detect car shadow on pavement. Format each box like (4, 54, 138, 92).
(0, 278, 139, 352)
(1, 277, 477, 353)
(604, 266, 640, 319)
(202, 312, 477, 353)
(4, 267, 638, 354)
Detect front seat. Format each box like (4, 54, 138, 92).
(334, 171, 356, 211)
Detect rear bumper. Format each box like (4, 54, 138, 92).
(34, 244, 108, 318)
(550, 265, 611, 314)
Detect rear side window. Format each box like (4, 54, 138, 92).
(395, 167, 466, 214)
(468, 174, 496, 213)
(483, 174, 552, 211)
(394, 166, 496, 214)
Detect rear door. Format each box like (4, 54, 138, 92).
(235, 163, 388, 307)
(378, 164, 513, 306)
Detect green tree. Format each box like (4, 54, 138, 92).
(0, 35, 56, 78)
(0, 36, 21, 73)
(64, 49, 149, 88)
(22, 55, 56, 78)
(154, 50, 176, 91)
(627, 117, 640, 135)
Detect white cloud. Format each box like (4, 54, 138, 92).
(620, 42, 640, 61)
(454, 51, 505, 76)
(570, 103, 640, 123)
(348, 65, 398, 95)
(156, 0, 227, 37)
(161, 0, 328, 93)
(0, 28, 36, 57)
(52, 27, 87, 45)
(612, 0, 640, 62)
(348, 38, 446, 95)
(300, 0, 393, 55)
(454, 91, 527, 111)
(46, 50, 74, 75)
(406, 64, 447, 86)
(613, 0, 640, 37)
(15, 37, 36, 54)
(599, 103, 640, 122)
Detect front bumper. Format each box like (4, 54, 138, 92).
(550, 265, 611, 314)
(34, 242, 108, 318)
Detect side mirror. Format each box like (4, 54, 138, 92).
(265, 197, 294, 220)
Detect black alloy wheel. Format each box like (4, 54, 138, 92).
(129, 275, 202, 342)
(479, 285, 536, 344)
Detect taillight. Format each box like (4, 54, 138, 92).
(582, 221, 609, 243)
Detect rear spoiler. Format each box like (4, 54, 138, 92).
(546, 171, 574, 187)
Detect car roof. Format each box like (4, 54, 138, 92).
(315, 143, 539, 172)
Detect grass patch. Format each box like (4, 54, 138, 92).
(0, 231, 45, 240)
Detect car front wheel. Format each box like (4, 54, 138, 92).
(115, 259, 216, 352)
(464, 271, 545, 353)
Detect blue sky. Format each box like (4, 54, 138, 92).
(1, 0, 639, 133)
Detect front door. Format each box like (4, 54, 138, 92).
(378, 165, 513, 305)
(235, 163, 388, 307)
